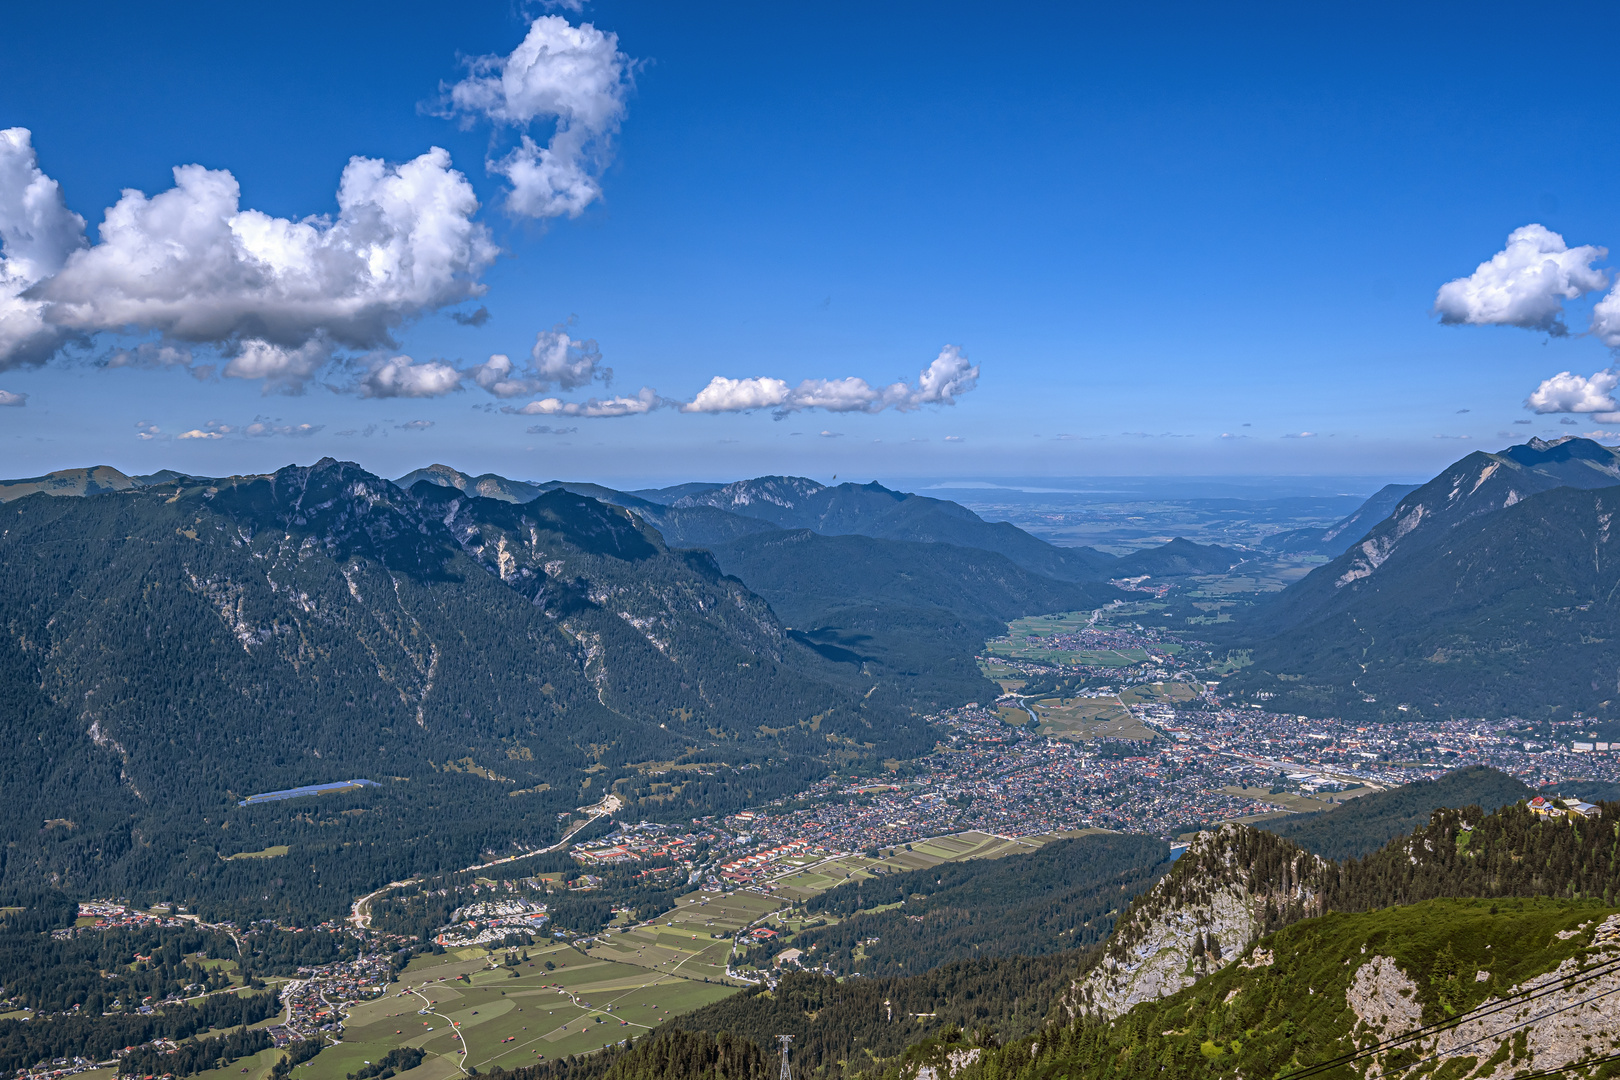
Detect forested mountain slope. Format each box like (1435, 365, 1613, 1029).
(0, 460, 921, 920)
(706, 531, 1124, 708)
(1223, 438, 1620, 719)
(663, 477, 1119, 581)
(738, 834, 1170, 977)
(1108, 537, 1243, 577)
(967, 896, 1620, 1080)
(1260, 766, 1533, 860)
(1226, 482, 1620, 720)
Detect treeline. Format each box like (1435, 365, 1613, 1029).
(0, 988, 278, 1072)
(497, 960, 1078, 1080)
(117, 1025, 272, 1077)
(1325, 800, 1620, 910)
(492, 1028, 770, 1080)
(0, 924, 243, 1012)
(668, 958, 1077, 1080)
(749, 835, 1168, 976)
(1261, 765, 1532, 861)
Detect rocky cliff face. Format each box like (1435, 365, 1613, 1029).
(1345, 913, 1620, 1074)
(1063, 824, 1330, 1019)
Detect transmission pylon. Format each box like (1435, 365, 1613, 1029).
(777, 1034, 794, 1080)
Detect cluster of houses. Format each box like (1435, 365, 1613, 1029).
(266, 954, 395, 1046)
(433, 898, 550, 948)
(1527, 796, 1602, 820)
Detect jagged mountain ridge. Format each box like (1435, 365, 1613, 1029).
(1278, 436, 1620, 614)
(1221, 437, 1620, 719)
(1069, 794, 1620, 1021)
(1064, 824, 1331, 1019)
(1229, 482, 1620, 719)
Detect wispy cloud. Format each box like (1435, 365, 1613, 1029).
(0, 389, 25, 406)
(503, 386, 658, 418)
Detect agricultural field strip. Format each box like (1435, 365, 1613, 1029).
(463, 971, 716, 1069)
(404, 983, 469, 1074)
(346, 950, 725, 1074)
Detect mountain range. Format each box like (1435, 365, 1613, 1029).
(1225, 436, 1620, 719)
(0, 460, 930, 917)
(0, 459, 1245, 919)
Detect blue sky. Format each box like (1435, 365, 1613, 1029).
(2, 0, 1618, 486)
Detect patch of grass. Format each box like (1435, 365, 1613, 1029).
(224, 845, 290, 860)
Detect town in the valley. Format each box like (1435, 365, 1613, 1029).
(16, 610, 1619, 1079)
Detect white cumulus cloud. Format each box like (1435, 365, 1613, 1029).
(1594, 284, 1620, 348)
(1524, 368, 1619, 414)
(683, 376, 790, 413)
(680, 345, 979, 417)
(445, 15, 632, 219)
(0, 388, 26, 406)
(0, 129, 87, 369)
(0, 135, 497, 388)
(359, 354, 463, 398)
(1434, 224, 1608, 335)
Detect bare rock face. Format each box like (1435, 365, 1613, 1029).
(1346, 955, 1423, 1036)
(1063, 824, 1330, 1019)
(1346, 914, 1620, 1074)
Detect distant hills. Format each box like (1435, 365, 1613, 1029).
(1109, 536, 1244, 577)
(1259, 481, 1419, 556)
(0, 465, 142, 500)
(1225, 437, 1620, 719)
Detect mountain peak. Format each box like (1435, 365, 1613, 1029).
(0, 465, 137, 502)
(1526, 435, 1580, 451)
(672, 475, 827, 512)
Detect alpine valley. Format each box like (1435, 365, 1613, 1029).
(6, 439, 1620, 1080)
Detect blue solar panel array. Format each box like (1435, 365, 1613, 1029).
(238, 779, 380, 806)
